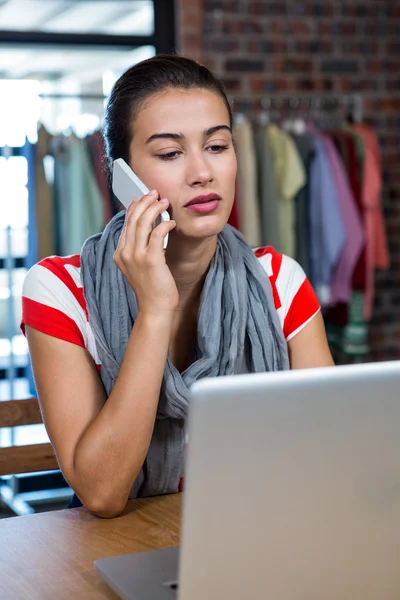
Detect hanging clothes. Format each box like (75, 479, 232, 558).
(231, 108, 389, 359)
(253, 124, 281, 249)
(350, 124, 389, 320)
(35, 125, 54, 260)
(267, 124, 306, 258)
(52, 134, 71, 256)
(51, 134, 105, 256)
(323, 126, 366, 357)
(233, 116, 262, 248)
(320, 131, 366, 358)
(331, 128, 366, 293)
(290, 132, 315, 279)
(67, 135, 105, 255)
(321, 134, 364, 305)
(307, 132, 346, 304)
(85, 131, 114, 225)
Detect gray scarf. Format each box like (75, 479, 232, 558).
(80, 212, 289, 498)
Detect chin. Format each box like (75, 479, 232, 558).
(176, 216, 227, 240)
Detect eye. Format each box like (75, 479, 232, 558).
(157, 151, 182, 161)
(207, 145, 229, 153)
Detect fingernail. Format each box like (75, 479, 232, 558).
(161, 197, 168, 204)
(149, 189, 157, 195)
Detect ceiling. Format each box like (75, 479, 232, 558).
(0, 0, 154, 85)
(0, 0, 154, 35)
(0, 45, 155, 87)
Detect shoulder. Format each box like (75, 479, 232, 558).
(22, 255, 90, 349)
(253, 246, 320, 341)
(254, 245, 303, 290)
(22, 255, 101, 370)
(23, 254, 87, 318)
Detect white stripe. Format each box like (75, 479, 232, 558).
(285, 308, 320, 342)
(275, 254, 306, 320)
(256, 251, 284, 330)
(64, 264, 83, 288)
(275, 305, 285, 331)
(64, 265, 100, 365)
(23, 264, 101, 366)
(86, 321, 101, 365)
(255, 251, 273, 277)
(23, 264, 88, 346)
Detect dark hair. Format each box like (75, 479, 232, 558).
(103, 53, 232, 174)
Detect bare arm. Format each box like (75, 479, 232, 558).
(288, 312, 334, 369)
(27, 312, 172, 518)
(26, 191, 177, 518)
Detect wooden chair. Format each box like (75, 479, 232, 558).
(0, 397, 63, 515)
(0, 397, 59, 477)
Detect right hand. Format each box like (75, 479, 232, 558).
(113, 189, 178, 316)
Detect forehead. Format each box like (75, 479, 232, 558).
(134, 88, 230, 138)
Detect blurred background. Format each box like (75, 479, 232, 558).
(0, 0, 399, 515)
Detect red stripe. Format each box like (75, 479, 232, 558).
(21, 297, 85, 348)
(268, 248, 282, 310)
(39, 254, 81, 269)
(39, 256, 88, 320)
(254, 246, 269, 258)
(283, 278, 320, 339)
(254, 246, 282, 310)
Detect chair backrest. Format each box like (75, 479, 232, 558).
(0, 398, 59, 476)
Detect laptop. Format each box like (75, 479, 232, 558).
(95, 360, 400, 599)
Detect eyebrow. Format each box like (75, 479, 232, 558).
(145, 125, 232, 144)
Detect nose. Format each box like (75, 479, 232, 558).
(186, 151, 213, 187)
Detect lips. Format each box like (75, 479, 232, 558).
(184, 193, 221, 207)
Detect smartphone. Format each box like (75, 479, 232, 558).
(112, 158, 170, 249)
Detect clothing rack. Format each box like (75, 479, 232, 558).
(231, 93, 363, 124)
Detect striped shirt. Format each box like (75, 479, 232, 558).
(21, 246, 320, 370)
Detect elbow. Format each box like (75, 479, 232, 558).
(68, 453, 129, 518)
(85, 495, 127, 519)
(71, 480, 128, 518)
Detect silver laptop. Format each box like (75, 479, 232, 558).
(95, 360, 400, 599)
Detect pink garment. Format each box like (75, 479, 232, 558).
(320, 134, 364, 304)
(351, 124, 389, 320)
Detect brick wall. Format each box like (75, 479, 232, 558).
(177, 0, 400, 362)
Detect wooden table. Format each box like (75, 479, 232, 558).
(0, 493, 181, 599)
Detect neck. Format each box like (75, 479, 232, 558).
(166, 234, 218, 310)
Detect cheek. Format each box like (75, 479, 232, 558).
(230, 158, 238, 184)
(221, 155, 237, 190)
(149, 165, 177, 199)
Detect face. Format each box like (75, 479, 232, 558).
(129, 88, 237, 240)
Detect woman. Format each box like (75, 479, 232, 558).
(22, 55, 334, 518)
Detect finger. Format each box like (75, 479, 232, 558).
(121, 190, 158, 255)
(135, 198, 170, 251)
(127, 189, 159, 224)
(116, 198, 140, 252)
(147, 219, 176, 256)
(122, 190, 158, 253)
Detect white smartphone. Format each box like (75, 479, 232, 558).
(112, 158, 170, 249)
